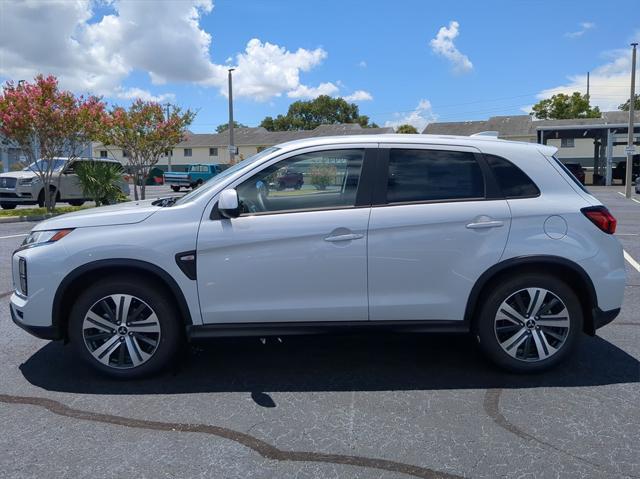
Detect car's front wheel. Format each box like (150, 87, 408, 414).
(68, 276, 183, 378)
(171, 186, 180, 192)
(475, 274, 582, 373)
(0, 203, 16, 210)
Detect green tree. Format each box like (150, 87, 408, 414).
(260, 95, 378, 131)
(530, 92, 601, 120)
(618, 94, 640, 111)
(98, 100, 195, 200)
(216, 121, 248, 133)
(395, 124, 418, 134)
(75, 161, 126, 206)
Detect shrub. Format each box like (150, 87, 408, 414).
(309, 163, 337, 190)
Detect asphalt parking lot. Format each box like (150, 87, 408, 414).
(0, 186, 638, 479)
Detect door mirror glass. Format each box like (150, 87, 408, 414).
(218, 188, 240, 218)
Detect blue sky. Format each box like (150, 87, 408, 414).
(1, 0, 639, 132)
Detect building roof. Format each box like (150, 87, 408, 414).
(177, 124, 394, 148)
(424, 111, 640, 137)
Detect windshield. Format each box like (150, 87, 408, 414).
(175, 147, 280, 205)
(24, 159, 67, 172)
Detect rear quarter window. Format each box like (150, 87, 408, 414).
(485, 154, 540, 198)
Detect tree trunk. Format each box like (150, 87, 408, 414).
(133, 172, 139, 201)
(141, 183, 146, 200)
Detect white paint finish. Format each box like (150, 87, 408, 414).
(368, 199, 511, 321)
(624, 250, 640, 273)
(197, 208, 370, 323)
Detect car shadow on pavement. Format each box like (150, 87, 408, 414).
(19, 332, 639, 395)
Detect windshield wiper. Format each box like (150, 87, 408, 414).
(151, 196, 178, 207)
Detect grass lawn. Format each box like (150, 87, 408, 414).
(0, 205, 89, 218)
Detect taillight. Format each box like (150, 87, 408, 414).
(581, 206, 617, 234)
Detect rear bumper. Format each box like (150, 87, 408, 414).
(10, 301, 61, 340)
(592, 306, 620, 331)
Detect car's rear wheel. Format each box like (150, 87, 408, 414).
(171, 186, 180, 192)
(0, 203, 16, 210)
(68, 200, 85, 206)
(475, 274, 582, 373)
(68, 276, 183, 378)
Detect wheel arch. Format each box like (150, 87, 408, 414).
(52, 259, 193, 340)
(464, 255, 598, 336)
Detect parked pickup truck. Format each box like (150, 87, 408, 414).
(163, 164, 221, 192)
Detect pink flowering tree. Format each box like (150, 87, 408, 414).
(0, 75, 106, 211)
(98, 100, 195, 200)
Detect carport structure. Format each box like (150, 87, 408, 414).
(536, 112, 640, 186)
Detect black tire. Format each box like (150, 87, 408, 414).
(474, 273, 582, 373)
(68, 200, 85, 207)
(68, 276, 184, 379)
(0, 203, 16, 210)
(171, 186, 180, 192)
(37, 188, 59, 208)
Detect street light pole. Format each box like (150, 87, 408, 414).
(227, 68, 236, 164)
(164, 102, 172, 172)
(625, 43, 637, 198)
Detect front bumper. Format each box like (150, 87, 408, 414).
(10, 298, 61, 340)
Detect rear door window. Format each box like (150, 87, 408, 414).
(386, 149, 485, 203)
(485, 154, 540, 198)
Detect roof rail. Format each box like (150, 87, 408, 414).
(470, 131, 499, 138)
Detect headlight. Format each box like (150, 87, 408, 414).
(19, 229, 74, 250)
(19, 177, 40, 186)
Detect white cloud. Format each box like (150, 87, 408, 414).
(342, 90, 373, 102)
(385, 99, 437, 132)
(114, 87, 176, 103)
(429, 21, 473, 74)
(226, 39, 329, 101)
(565, 22, 595, 38)
(287, 82, 339, 99)
(0, 0, 362, 104)
(358, 60, 367, 68)
(534, 45, 640, 112)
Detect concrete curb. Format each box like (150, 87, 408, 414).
(0, 213, 59, 224)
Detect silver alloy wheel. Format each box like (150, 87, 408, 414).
(82, 294, 161, 369)
(494, 288, 570, 362)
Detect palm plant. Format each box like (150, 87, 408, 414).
(75, 161, 126, 206)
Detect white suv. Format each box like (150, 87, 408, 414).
(10, 135, 625, 378)
(0, 157, 129, 209)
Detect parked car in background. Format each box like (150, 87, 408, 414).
(563, 162, 585, 185)
(163, 164, 221, 192)
(275, 168, 304, 190)
(0, 158, 129, 209)
(10, 135, 624, 378)
(613, 157, 640, 185)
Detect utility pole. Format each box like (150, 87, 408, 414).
(228, 68, 236, 164)
(163, 102, 172, 172)
(625, 43, 637, 198)
(586, 72, 590, 101)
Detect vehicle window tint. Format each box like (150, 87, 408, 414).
(485, 154, 540, 198)
(550, 156, 589, 194)
(236, 149, 364, 215)
(386, 149, 484, 203)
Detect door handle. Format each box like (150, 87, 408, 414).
(324, 233, 364, 242)
(466, 220, 504, 229)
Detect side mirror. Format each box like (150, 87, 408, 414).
(218, 188, 240, 219)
